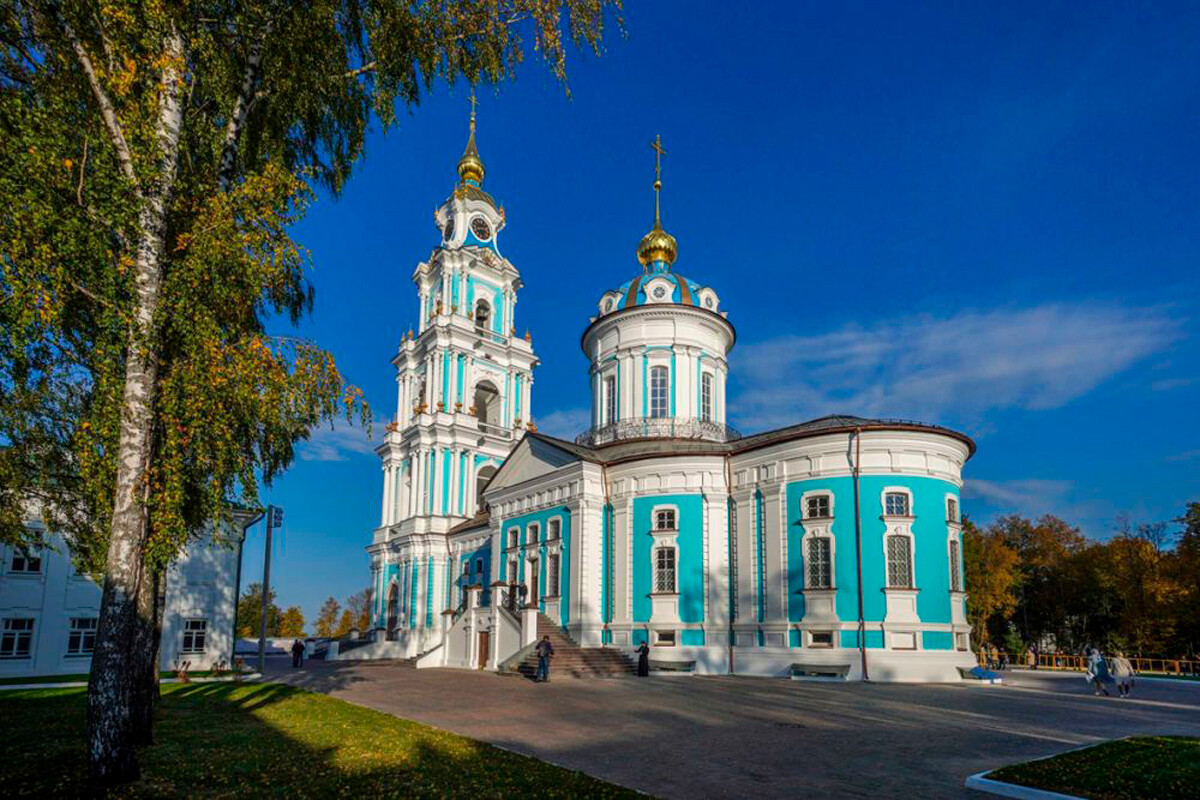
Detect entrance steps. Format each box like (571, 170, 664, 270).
(504, 613, 635, 679)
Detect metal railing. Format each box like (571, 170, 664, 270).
(977, 652, 1200, 676)
(576, 416, 742, 446)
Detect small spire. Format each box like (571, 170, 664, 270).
(457, 88, 485, 185)
(637, 134, 677, 268)
(650, 134, 665, 229)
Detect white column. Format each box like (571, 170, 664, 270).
(449, 448, 461, 516)
(413, 449, 425, 517)
(381, 464, 392, 526)
(524, 374, 533, 426)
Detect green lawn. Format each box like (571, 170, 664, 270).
(988, 736, 1200, 800)
(0, 684, 640, 797)
(0, 669, 236, 686)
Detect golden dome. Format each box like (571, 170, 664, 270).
(457, 96, 485, 185)
(637, 217, 678, 266)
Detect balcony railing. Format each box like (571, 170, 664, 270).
(575, 416, 741, 446)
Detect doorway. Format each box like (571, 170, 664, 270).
(477, 631, 490, 669)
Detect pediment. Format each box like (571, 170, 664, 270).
(485, 435, 585, 494)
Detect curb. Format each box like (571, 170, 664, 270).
(964, 772, 1083, 799)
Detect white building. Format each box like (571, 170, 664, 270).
(0, 511, 255, 678)
(362, 119, 977, 682)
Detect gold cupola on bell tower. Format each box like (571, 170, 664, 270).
(457, 91, 486, 186)
(636, 134, 678, 268)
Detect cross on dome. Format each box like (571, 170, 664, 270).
(638, 133, 678, 268)
(457, 88, 485, 186)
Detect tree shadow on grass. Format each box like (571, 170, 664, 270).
(0, 682, 638, 798)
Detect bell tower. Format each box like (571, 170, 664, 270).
(368, 97, 539, 642)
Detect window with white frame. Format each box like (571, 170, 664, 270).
(654, 547, 676, 593)
(527, 523, 539, 544)
(508, 559, 517, 583)
(654, 630, 676, 646)
(728, 500, 739, 622)
(0, 618, 34, 659)
(806, 537, 832, 589)
(947, 497, 959, 523)
(181, 619, 208, 654)
(884, 491, 910, 517)
(547, 519, 561, 541)
(654, 508, 676, 531)
(475, 557, 484, 574)
(649, 365, 669, 418)
(547, 553, 560, 596)
(67, 617, 97, 656)
(507, 528, 518, 549)
(805, 494, 831, 519)
(949, 538, 962, 591)
(701, 372, 713, 422)
(809, 630, 834, 648)
(9, 550, 41, 574)
(886, 535, 913, 588)
(604, 376, 617, 425)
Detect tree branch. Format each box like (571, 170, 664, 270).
(218, 23, 271, 193)
(76, 134, 88, 206)
(55, 12, 139, 193)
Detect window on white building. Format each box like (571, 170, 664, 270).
(508, 560, 518, 583)
(649, 365, 669, 419)
(947, 497, 959, 523)
(654, 509, 676, 531)
(701, 373, 713, 422)
(527, 523, 539, 544)
(654, 630, 676, 647)
(885, 492, 910, 517)
(654, 548, 676, 593)
(547, 554, 560, 596)
(805, 494, 831, 519)
(809, 630, 834, 648)
(949, 539, 962, 592)
(181, 619, 208, 654)
(886, 535, 913, 588)
(603, 376, 617, 425)
(806, 538, 832, 589)
(9, 551, 41, 574)
(0, 618, 34, 659)
(728, 500, 739, 622)
(67, 617, 97, 656)
(547, 519, 561, 541)
(507, 529, 518, 549)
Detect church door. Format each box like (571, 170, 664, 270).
(477, 632, 489, 669)
(386, 583, 399, 639)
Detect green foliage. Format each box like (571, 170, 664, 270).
(0, 683, 641, 796)
(236, 582, 281, 638)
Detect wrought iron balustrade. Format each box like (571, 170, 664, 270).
(575, 416, 741, 446)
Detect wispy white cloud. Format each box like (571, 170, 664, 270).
(297, 418, 379, 462)
(1151, 377, 1195, 392)
(537, 407, 590, 441)
(731, 303, 1180, 432)
(963, 478, 1073, 511)
(1166, 449, 1200, 463)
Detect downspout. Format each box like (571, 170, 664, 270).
(601, 462, 612, 646)
(852, 429, 869, 681)
(724, 453, 735, 676)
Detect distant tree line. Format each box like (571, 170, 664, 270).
(965, 501, 1200, 658)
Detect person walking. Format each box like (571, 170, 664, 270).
(1086, 647, 1115, 696)
(535, 635, 554, 683)
(1111, 651, 1135, 698)
(636, 641, 650, 677)
(290, 638, 305, 669)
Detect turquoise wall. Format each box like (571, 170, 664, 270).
(923, 631, 954, 650)
(784, 475, 960, 647)
(631, 494, 705, 624)
(497, 505, 573, 628)
(456, 542, 493, 608)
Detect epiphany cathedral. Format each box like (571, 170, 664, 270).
(364, 109, 977, 682)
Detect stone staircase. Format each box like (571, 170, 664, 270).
(506, 614, 635, 679)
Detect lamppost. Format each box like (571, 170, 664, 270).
(257, 504, 283, 674)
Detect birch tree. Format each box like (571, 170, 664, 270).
(1, 0, 619, 784)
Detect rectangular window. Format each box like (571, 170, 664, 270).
(508, 560, 517, 583)
(885, 492, 910, 517)
(806, 538, 832, 589)
(887, 535, 913, 588)
(728, 501, 739, 622)
(805, 495, 831, 519)
(701, 373, 713, 422)
(547, 519, 561, 541)
(0, 618, 34, 659)
(67, 617, 97, 656)
(947, 498, 958, 523)
(809, 631, 834, 648)
(654, 548, 676, 593)
(650, 365, 669, 419)
(654, 509, 676, 531)
(181, 619, 208, 654)
(604, 376, 617, 425)
(955, 632, 969, 651)
(475, 558, 483, 575)
(654, 630, 676, 647)
(527, 523, 539, 544)
(547, 554, 560, 596)
(949, 539, 962, 591)
(9, 551, 42, 574)
(508, 529, 518, 549)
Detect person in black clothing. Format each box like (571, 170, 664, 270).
(636, 641, 650, 677)
(291, 639, 304, 668)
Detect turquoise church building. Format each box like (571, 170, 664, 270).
(361, 115, 977, 682)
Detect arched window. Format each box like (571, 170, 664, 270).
(473, 381, 499, 425)
(603, 376, 617, 425)
(547, 553, 561, 596)
(701, 373, 713, 422)
(386, 583, 399, 635)
(650, 365, 669, 418)
(527, 523, 539, 544)
(475, 464, 497, 511)
(474, 299, 491, 331)
(806, 537, 832, 588)
(949, 538, 962, 591)
(886, 534, 913, 588)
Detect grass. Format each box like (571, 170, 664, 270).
(988, 736, 1200, 800)
(0, 670, 229, 686)
(0, 683, 638, 797)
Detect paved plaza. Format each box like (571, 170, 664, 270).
(267, 661, 1200, 798)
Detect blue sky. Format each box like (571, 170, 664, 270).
(241, 2, 1200, 625)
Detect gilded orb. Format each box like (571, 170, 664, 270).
(637, 224, 677, 267)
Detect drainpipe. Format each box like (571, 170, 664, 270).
(601, 462, 612, 646)
(724, 454, 735, 676)
(852, 428, 869, 681)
